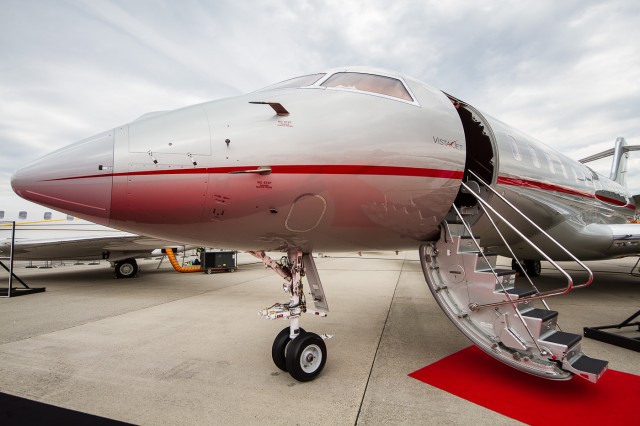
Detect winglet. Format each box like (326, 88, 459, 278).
(249, 101, 289, 116)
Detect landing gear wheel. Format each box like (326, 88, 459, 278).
(285, 331, 327, 382)
(271, 327, 305, 371)
(115, 258, 138, 279)
(524, 260, 542, 277)
(511, 258, 523, 274)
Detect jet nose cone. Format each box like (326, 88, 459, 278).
(11, 130, 115, 225)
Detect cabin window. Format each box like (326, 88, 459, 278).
(589, 169, 602, 191)
(321, 72, 414, 102)
(556, 157, 568, 179)
(571, 167, 580, 183)
(258, 73, 326, 91)
(526, 143, 540, 168)
(544, 152, 555, 174)
(19, 211, 27, 220)
(507, 135, 522, 161)
(44, 212, 52, 220)
(66, 215, 75, 221)
(0, 211, 4, 219)
(561, 162, 568, 179)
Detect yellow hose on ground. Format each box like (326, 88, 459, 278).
(165, 247, 202, 273)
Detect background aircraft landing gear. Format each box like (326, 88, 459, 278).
(115, 258, 138, 278)
(511, 258, 542, 277)
(524, 259, 542, 277)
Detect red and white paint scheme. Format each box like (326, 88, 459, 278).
(11, 67, 639, 382)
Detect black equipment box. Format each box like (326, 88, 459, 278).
(200, 251, 237, 272)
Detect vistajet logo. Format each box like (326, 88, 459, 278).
(433, 136, 464, 150)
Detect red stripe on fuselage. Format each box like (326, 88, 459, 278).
(498, 176, 635, 210)
(44, 165, 465, 181)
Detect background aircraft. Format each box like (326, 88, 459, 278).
(11, 67, 639, 383)
(1, 195, 190, 278)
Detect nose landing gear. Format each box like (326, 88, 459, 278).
(251, 250, 331, 382)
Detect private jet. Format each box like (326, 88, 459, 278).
(11, 67, 639, 383)
(1, 196, 190, 278)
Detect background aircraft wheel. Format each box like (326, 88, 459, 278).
(285, 331, 326, 382)
(525, 260, 542, 277)
(272, 327, 305, 371)
(511, 258, 523, 274)
(115, 258, 138, 279)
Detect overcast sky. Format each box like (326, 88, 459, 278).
(1, 0, 639, 199)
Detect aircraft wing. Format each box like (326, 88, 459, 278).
(1, 234, 190, 262)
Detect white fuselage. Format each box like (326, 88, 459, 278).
(10, 67, 638, 260)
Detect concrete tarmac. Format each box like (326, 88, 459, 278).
(0, 253, 638, 425)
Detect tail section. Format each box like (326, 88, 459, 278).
(610, 137, 630, 186)
(580, 137, 640, 188)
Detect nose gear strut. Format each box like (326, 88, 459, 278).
(250, 250, 331, 382)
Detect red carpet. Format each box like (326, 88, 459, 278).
(409, 346, 638, 425)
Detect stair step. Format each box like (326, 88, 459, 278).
(541, 331, 582, 348)
(421, 219, 609, 383)
(521, 308, 558, 322)
(478, 268, 515, 276)
(504, 287, 537, 298)
(457, 236, 482, 253)
(571, 355, 608, 376)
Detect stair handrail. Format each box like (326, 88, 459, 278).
(475, 201, 557, 315)
(468, 170, 594, 290)
(456, 186, 586, 308)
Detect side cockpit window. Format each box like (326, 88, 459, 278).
(320, 72, 414, 102)
(257, 73, 326, 91)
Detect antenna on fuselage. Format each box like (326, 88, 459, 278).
(579, 137, 640, 187)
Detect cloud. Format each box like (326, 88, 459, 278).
(1, 0, 639, 197)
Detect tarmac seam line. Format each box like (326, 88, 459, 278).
(353, 254, 406, 425)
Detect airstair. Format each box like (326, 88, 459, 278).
(419, 173, 608, 382)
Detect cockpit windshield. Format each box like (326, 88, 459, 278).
(320, 72, 414, 102)
(257, 73, 326, 91)
(256, 70, 416, 104)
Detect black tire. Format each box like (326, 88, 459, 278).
(115, 258, 138, 279)
(285, 331, 327, 382)
(524, 260, 542, 277)
(271, 327, 305, 372)
(511, 258, 523, 274)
